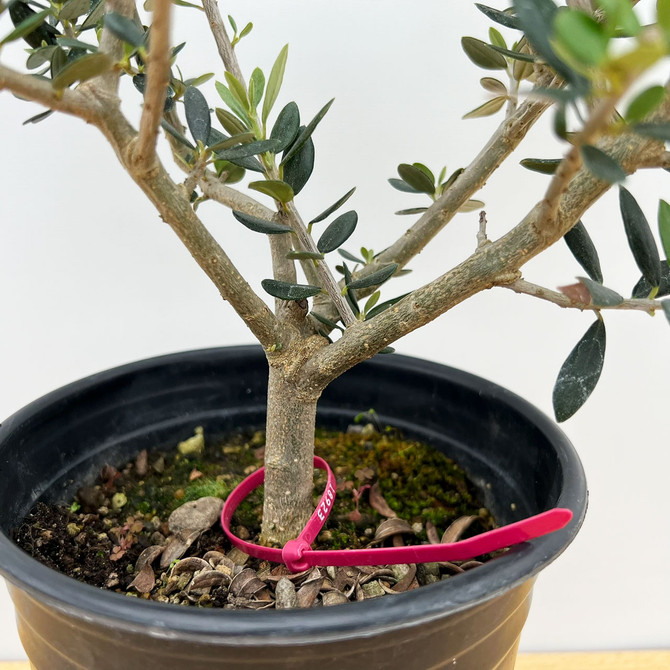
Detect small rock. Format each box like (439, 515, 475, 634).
(177, 427, 205, 457)
(417, 562, 441, 585)
(168, 497, 223, 535)
(77, 486, 105, 514)
(275, 577, 298, 609)
(135, 449, 149, 477)
(322, 590, 349, 606)
(111, 493, 127, 511)
(66, 523, 81, 537)
(361, 581, 385, 599)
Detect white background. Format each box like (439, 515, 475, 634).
(1, 0, 669, 660)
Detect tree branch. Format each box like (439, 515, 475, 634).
(132, 0, 172, 171)
(504, 279, 661, 314)
(202, 0, 245, 85)
(96, 0, 138, 95)
(198, 171, 275, 218)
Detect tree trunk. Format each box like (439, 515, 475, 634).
(260, 363, 320, 546)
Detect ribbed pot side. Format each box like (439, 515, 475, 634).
(0, 346, 587, 670)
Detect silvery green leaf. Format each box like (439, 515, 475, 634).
(520, 158, 562, 174)
(365, 293, 410, 320)
(397, 164, 435, 195)
(317, 211, 358, 254)
(458, 200, 484, 213)
(631, 261, 670, 298)
(395, 207, 429, 216)
(462, 96, 506, 119)
(103, 12, 144, 48)
(625, 86, 666, 124)
(658, 200, 670, 262)
(216, 139, 280, 160)
(248, 180, 294, 204)
(208, 132, 255, 152)
(553, 318, 606, 422)
(261, 279, 321, 301)
(488, 43, 536, 62)
(577, 277, 623, 307)
(619, 187, 661, 288)
(581, 145, 626, 184)
(564, 221, 603, 283)
(286, 250, 324, 261)
(631, 123, 670, 142)
(216, 107, 248, 135)
(281, 98, 334, 166)
(480, 77, 507, 95)
(311, 312, 342, 331)
(662, 300, 670, 325)
(4, 7, 53, 47)
(59, 0, 90, 21)
(338, 249, 365, 264)
(51, 52, 112, 90)
(80, 0, 105, 31)
(232, 210, 293, 235)
(184, 86, 211, 145)
(214, 81, 252, 127)
(310, 187, 356, 224)
(282, 130, 314, 196)
(388, 178, 420, 194)
(262, 44, 289, 124)
(161, 119, 196, 150)
(347, 263, 398, 291)
(475, 3, 521, 30)
(248, 67, 265, 110)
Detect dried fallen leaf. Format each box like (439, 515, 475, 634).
(371, 518, 415, 544)
(128, 564, 155, 594)
(168, 496, 223, 535)
(426, 521, 440, 544)
(441, 515, 478, 544)
(369, 482, 397, 518)
(558, 282, 591, 303)
(135, 545, 165, 572)
(189, 468, 203, 481)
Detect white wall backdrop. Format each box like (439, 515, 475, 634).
(1, 0, 669, 660)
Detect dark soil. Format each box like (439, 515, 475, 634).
(13, 419, 499, 609)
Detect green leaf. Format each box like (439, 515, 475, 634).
(214, 160, 245, 184)
(247, 67, 264, 110)
(397, 164, 435, 195)
(282, 130, 314, 196)
(578, 277, 623, 306)
(488, 26, 507, 50)
(658, 200, 670, 262)
(51, 52, 112, 90)
(161, 119, 196, 150)
(56, 37, 98, 52)
(215, 81, 251, 127)
(317, 211, 358, 253)
(554, 105, 567, 139)
(232, 210, 293, 235)
(248, 180, 294, 203)
(80, 0, 105, 31)
(580, 145, 626, 183)
(59, 0, 90, 21)
(564, 220, 603, 283)
(261, 279, 321, 301)
(442, 168, 464, 190)
(553, 9, 609, 66)
(378, 347, 396, 355)
(631, 260, 670, 298)
(396, 207, 429, 216)
(341, 263, 360, 315)
(286, 250, 324, 261)
(347, 263, 398, 291)
(388, 178, 420, 194)
(311, 312, 342, 331)
(459, 199, 485, 213)
(216, 107, 248, 135)
(184, 86, 211, 145)
(631, 122, 670, 141)
(2, 7, 52, 47)
(513, 0, 587, 91)
(262, 44, 289, 125)
(461, 36, 508, 70)
(23, 110, 54, 125)
(488, 43, 536, 62)
(475, 4, 521, 29)
(184, 72, 215, 88)
(364, 291, 381, 314)
(26, 45, 58, 70)
(520, 158, 562, 174)
(619, 186, 662, 288)
(553, 318, 606, 422)
(662, 300, 670, 325)
(365, 293, 410, 320)
(228, 15, 237, 33)
(224, 71, 250, 112)
(338, 249, 365, 264)
(598, 0, 641, 36)
(310, 187, 356, 225)
(462, 96, 507, 119)
(659, 0, 670, 32)
(239, 22, 253, 39)
(103, 12, 144, 48)
(216, 139, 280, 160)
(208, 131, 255, 152)
(281, 98, 334, 166)
(624, 86, 666, 124)
(50, 46, 67, 78)
(270, 101, 300, 153)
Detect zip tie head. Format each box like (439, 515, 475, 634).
(282, 538, 311, 572)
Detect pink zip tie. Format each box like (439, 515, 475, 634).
(221, 456, 573, 573)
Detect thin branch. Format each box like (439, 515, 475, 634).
(96, 0, 137, 95)
(198, 171, 276, 219)
(132, 0, 172, 171)
(505, 279, 661, 314)
(202, 0, 245, 85)
(0, 63, 100, 122)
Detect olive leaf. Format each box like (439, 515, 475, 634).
(282, 131, 314, 196)
(520, 158, 562, 174)
(458, 200, 485, 213)
(215, 81, 252, 128)
(4, 7, 55, 48)
(208, 132, 255, 152)
(658, 200, 670, 262)
(224, 71, 250, 112)
(553, 318, 606, 423)
(216, 139, 280, 160)
(51, 52, 113, 90)
(248, 180, 294, 203)
(631, 261, 670, 298)
(631, 123, 670, 141)
(216, 108, 248, 135)
(625, 86, 666, 124)
(161, 119, 196, 150)
(365, 293, 410, 320)
(248, 67, 265, 110)
(553, 9, 609, 66)
(577, 277, 623, 307)
(346, 263, 398, 291)
(311, 312, 343, 331)
(317, 211, 358, 253)
(59, 0, 90, 22)
(270, 101, 300, 153)
(663, 300, 670, 325)
(397, 164, 435, 195)
(103, 12, 145, 48)
(309, 187, 356, 225)
(262, 44, 289, 124)
(261, 279, 321, 301)
(388, 178, 421, 194)
(564, 221, 603, 283)
(580, 146, 626, 184)
(286, 250, 324, 261)
(341, 263, 360, 315)
(619, 187, 661, 289)
(281, 98, 334, 166)
(488, 43, 536, 62)
(461, 36, 508, 70)
(232, 210, 293, 234)
(463, 96, 507, 119)
(396, 207, 429, 216)
(480, 77, 507, 95)
(338, 249, 365, 264)
(184, 86, 211, 145)
(475, 3, 521, 30)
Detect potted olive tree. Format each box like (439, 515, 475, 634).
(0, 0, 668, 667)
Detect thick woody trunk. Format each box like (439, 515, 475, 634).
(260, 364, 320, 546)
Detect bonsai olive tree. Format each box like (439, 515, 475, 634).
(1, 0, 669, 545)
